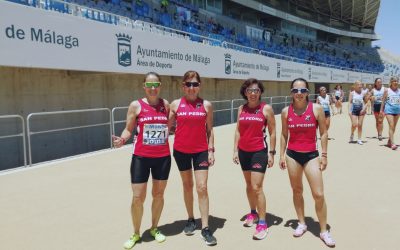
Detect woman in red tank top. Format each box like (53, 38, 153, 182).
(279, 78, 335, 247)
(169, 70, 217, 245)
(232, 78, 276, 240)
(112, 72, 171, 248)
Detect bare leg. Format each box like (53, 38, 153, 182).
(180, 170, 194, 219)
(303, 158, 328, 232)
(151, 180, 168, 228)
(131, 183, 147, 234)
(286, 156, 305, 224)
(194, 170, 209, 228)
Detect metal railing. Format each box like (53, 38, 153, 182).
(0, 115, 27, 168)
(26, 108, 112, 166)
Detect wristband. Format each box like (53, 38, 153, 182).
(269, 150, 276, 155)
(208, 147, 215, 153)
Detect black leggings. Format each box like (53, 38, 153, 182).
(130, 155, 171, 183)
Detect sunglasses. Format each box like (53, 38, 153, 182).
(184, 82, 200, 88)
(144, 82, 161, 88)
(291, 88, 309, 94)
(246, 88, 261, 94)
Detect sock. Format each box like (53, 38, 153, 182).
(251, 209, 257, 215)
(258, 219, 266, 225)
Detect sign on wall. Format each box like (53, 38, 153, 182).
(0, 1, 382, 83)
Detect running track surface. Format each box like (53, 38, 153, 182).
(1, 108, 399, 250)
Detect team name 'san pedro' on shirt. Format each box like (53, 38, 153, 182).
(133, 98, 170, 158)
(174, 97, 208, 153)
(238, 102, 267, 152)
(287, 102, 318, 152)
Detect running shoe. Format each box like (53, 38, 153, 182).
(200, 227, 217, 246)
(293, 223, 307, 237)
(378, 135, 383, 141)
(357, 140, 363, 145)
(253, 224, 268, 240)
(123, 233, 140, 249)
(320, 231, 336, 247)
(392, 144, 398, 150)
(150, 228, 166, 243)
(349, 135, 354, 142)
(183, 218, 196, 235)
(243, 213, 258, 227)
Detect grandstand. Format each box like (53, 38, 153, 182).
(0, 0, 399, 171)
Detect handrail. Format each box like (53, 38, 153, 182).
(0, 115, 27, 168)
(26, 108, 112, 167)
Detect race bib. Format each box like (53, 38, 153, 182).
(143, 124, 168, 145)
(389, 96, 400, 105)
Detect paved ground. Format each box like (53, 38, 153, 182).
(1, 108, 399, 250)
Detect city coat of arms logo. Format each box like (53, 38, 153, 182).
(224, 53, 231, 74)
(116, 33, 132, 67)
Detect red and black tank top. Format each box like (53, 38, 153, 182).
(133, 98, 170, 157)
(238, 102, 267, 152)
(287, 102, 318, 152)
(173, 97, 208, 153)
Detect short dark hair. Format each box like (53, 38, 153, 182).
(240, 78, 265, 100)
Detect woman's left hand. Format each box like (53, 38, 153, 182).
(268, 154, 274, 168)
(319, 156, 327, 171)
(208, 152, 215, 167)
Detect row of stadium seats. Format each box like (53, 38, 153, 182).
(6, 0, 385, 74)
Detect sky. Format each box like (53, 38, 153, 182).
(372, 0, 400, 57)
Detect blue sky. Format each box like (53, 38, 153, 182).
(372, 0, 400, 56)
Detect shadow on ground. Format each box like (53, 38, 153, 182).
(141, 215, 226, 242)
(284, 217, 331, 238)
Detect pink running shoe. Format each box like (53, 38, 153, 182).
(320, 231, 336, 247)
(243, 213, 258, 227)
(293, 223, 307, 237)
(253, 224, 268, 240)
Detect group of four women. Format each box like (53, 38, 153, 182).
(113, 71, 337, 249)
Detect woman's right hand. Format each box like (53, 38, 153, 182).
(233, 151, 239, 164)
(279, 157, 287, 170)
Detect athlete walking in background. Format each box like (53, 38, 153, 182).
(113, 72, 171, 249)
(348, 80, 367, 145)
(233, 78, 276, 240)
(316, 86, 332, 132)
(371, 78, 385, 140)
(333, 84, 344, 114)
(169, 70, 217, 246)
(380, 76, 400, 150)
(279, 78, 335, 247)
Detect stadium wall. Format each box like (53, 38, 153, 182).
(0, 1, 365, 170)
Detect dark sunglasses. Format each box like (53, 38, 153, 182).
(144, 82, 161, 88)
(291, 88, 309, 94)
(246, 88, 261, 94)
(184, 82, 200, 88)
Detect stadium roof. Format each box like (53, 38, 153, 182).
(289, 0, 380, 29)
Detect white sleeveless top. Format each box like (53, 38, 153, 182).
(317, 95, 331, 111)
(373, 87, 385, 104)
